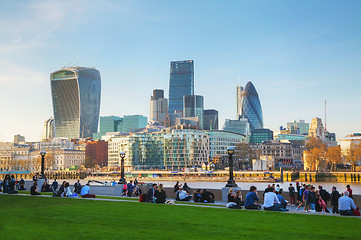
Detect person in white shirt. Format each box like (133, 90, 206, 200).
(263, 188, 288, 211)
(178, 188, 192, 201)
(338, 191, 357, 216)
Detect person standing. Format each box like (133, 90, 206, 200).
(127, 181, 134, 197)
(52, 179, 59, 195)
(330, 186, 341, 213)
(74, 180, 82, 194)
(318, 185, 330, 206)
(288, 183, 296, 206)
(2, 174, 10, 193)
(307, 187, 316, 212)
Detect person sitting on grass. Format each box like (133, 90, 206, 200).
(263, 188, 288, 212)
(228, 188, 236, 203)
(41, 180, 51, 192)
(201, 189, 214, 203)
(146, 184, 158, 203)
(179, 188, 192, 201)
(193, 189, 202, 202)
(339, 191, 357, 216)
(63, 182, 79, 198)
(19, 178, 26, 190)
(155, 184, 167, 203)
(81, 183, 96, 198)
(277, 189, 288, 209)
(244, 186, 260, 210)
(235, 190, 244, 208)
(30, 182, 41, 196)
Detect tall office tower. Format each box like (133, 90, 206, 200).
(203, 109, 219, 130)
(237, 81, 263, 131)
(51, 67, 101, 139)
(41, 117, 55, 142)
(168, 60, 194, 114)
(150, 89, 168, 124)
(236, 86, 244, 118)
(183, 95, 204, 129)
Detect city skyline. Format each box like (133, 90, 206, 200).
(0, 0, 360, 141)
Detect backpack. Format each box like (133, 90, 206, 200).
(139, 194, 146, 202)
(325, 191, 331, 201)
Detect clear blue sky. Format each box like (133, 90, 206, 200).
(0, 0, 360, 142)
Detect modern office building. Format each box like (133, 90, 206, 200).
(50, 67, 101, 139)
(206, 130, 246, 162)
(150, 89, 168, 124)
(203, 109, 219, 130)
(222, 118, 250, 140)
(237, 82, 263, 131)
(286, 120, 309, 135)
(183, 95, 204, 129)
(41, 117, 55, 142)
(93, 115, 147, 139)
(163, 129, 209, 171)
(250, 128, 273, 144)
(168, 60, 194, 114)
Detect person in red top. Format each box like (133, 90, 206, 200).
(346, 185, 353, 199)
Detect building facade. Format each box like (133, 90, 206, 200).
(50, 67, 101, 139)
(203, 109, 219, 130)
(41, 117, 55, 142)
(287, 120, 309, 135)
(183, 95, 204, 129)
(308, 117, 325, 140)
(52, 149, 85, 170)
(250, 128, 273, 144)
(150, 89, 168, 124)
(222, 118, 250, 140)
(237, 82, 263, 131)
(206, 130, 246, 162)
(85, 140, 108, 167)
(168, 60, 194, 114)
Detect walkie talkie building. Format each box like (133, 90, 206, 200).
(50, 67, 101, 139)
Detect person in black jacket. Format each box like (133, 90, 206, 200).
(30, 182, 41, 195)
(146, 184, 157, 203)
(201, 189, 214, 203)
(227, 188, 236, 202)
(318, 185, 330, 206)
(193, 189, 202, 202)
(330, 186, 341, 213)
(155, 184, 167, 203)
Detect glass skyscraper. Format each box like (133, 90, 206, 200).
(168, 60, 194, 114)
(203, 109, 219, 130)
(183, 95, 204, 129)
(51, 67, 101, 139)
(237, 81, 263, 131)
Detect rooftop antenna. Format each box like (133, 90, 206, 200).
(324, 100, 327, 131)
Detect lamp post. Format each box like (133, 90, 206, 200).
(40, 151, 46, 179)
(119, 151, 126, 184)
(226, 147, 237, 187)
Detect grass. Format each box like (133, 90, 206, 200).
(0, 194, 360, 240)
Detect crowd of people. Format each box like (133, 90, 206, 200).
(1, 174, 360, 217)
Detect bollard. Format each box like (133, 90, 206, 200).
(305, 173, 307, 182)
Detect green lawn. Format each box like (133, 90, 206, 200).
(0, 194, 360, 240)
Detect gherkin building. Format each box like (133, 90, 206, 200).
(51, 67, 101, 139)
(237, 81, 263, 131)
